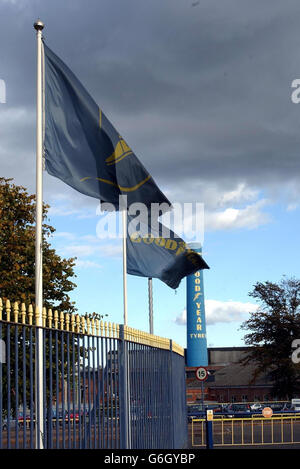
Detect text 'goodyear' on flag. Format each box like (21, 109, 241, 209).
(43, 43, 171, 210)
(126, 214, 209, 289)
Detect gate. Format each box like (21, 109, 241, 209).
(0, 298, 187, 449)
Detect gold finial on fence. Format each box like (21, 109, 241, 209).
(28, 304, 33, 325)
(21, 303, 26, 324)
(42, 307, 47, 328)
(100, 320, 104, 336)
(104, 321, 108, 337)
(112, 323, 116, 338)
(65, 313, 70, 331)
(76, 314, 80, 333)
(60, 311, 64, 330)
(14, 301, 19, 323)
(116, 323, 120, 339)
(96, 319, 100, 336)
(108, 322, 113, 338)
(81, 316, 86, 334)
(86, 316, 90, 335)
(91, 318, 95, 335)
(6, 299, 11, 322)
(71, 314, 75, 333)
(35, 306, 41, 326)
(48, 309, 53, 328)
(54, 310, 59, 329)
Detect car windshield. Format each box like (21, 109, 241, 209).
(233, 405, 249, 410)
(187, 405, 203, 413)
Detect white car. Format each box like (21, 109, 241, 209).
(250, 403, 262, 411)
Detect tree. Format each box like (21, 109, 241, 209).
(0, 177, 77, 312)
(240, 277, 300, 399)
(0, 177, 79, 415)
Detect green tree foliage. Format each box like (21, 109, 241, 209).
(241, 277, 300, 399)
(0, 177, 77, 312)
(0, 177, 79, 415)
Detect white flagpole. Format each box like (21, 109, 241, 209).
(148, 278, 153, 334)
(34, 19, 44, 449)
(122, 209, 128, 325)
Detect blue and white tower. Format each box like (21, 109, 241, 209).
(186, 242, 208, 367)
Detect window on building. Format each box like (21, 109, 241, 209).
(241, 395, 248, 402)
(231, 396, 236, 403)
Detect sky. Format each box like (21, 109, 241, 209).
(0, 0, 300, 348)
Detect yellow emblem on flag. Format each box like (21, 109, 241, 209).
(105, 137, 133, 166)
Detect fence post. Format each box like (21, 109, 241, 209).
(169, 340, 175, 449)
(205, 410, 214, 449)
(119, 325, 130, 449)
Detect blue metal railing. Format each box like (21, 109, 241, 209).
(0, 315, 187, 449)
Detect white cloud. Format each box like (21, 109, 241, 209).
(53, 231, 76, 240)
(63, 244, 96, 258)
(218, 183, 259, 207)
(75, 260, 102, 269)
(55, 234, 122, 261)
(175, 299, 258, 326)
(205, 199, 270, 231)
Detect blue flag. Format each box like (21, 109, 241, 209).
(126, 216, 209, 289)
(43, 44, 170, 209)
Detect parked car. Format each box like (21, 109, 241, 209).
(291, 399, 300, 412)
(225, 403, 251, 418)
(268, 403, 285, 413)
(205, 404, 225, 416)
(187, 404, 205, 422)
(18, 413, 32, 427)
(280, 403, 296, 413)
(250, 403, 262, 411)
(2, 418, 22, 430)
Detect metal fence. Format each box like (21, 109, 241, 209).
(0, 298, 187, 449)
(191, 415, 300, 447)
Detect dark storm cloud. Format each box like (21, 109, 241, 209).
(0, 0, 300, 209)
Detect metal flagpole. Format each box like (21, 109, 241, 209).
(34, 19, 45, 449)
(121, 207, 131, 447)
(122, 209, 128, 325)
(148, 278, 153, 334)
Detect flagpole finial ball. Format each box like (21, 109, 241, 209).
(34, 20, 44, 31)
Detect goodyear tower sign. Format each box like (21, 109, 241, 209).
(186, 243, 208, 367)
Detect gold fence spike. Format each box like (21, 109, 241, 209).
(70, 314, 75, 333)
(60, 312, 64, 330)
(42, 307, 47, 328)
(104, 321, 108, 337)
(86, 317, 90, 335)
(108, 322, 112, 338)
(6, 299, 11, 322)
(65, 313, 70, 331)
(100, 321, 104, 337)
(28, 304, 33, 325)
(14, 301, 19, 323)
(35, 306, 41, 326)
(81, 316, 86, 334)
(96, 319, 100, 336)
(91, 318, 95, 335)
(54, 310, 59, 329)
(76, 314, 80, 333)
(48, 309, 53, 328)
(21, 303, 26, 324)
